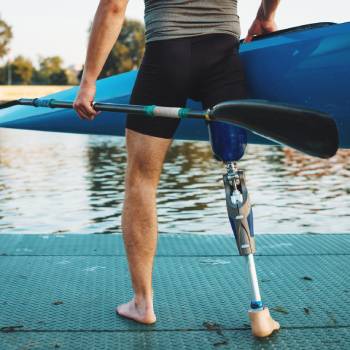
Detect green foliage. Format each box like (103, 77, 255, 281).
(80, 18, 145, 80)
(0, 15, 71, 85)
(103, 19, 145, 77)
(0, 15, 144, 84)
(11, 55, 34, 84)
(0, 16, 13, 59)
(50, 70, 68, 85)
(65, 68, 79, 85)
(0, 65, 6, 84)
(37, 56, 64, 82)
(115, 19, 145, 68)
(101, 41, 135, 78)
(35, 56, 68, 84)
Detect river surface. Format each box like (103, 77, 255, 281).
(0, 128, 349, 235)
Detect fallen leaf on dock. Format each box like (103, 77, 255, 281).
(303, 307, 311, 315)
(214, 339, 229, 347)
(271, 306, 289, 314)
(301, 276, 313, 281)
(0, 325, 24, 333)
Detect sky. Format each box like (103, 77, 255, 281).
(1, 0, 349, 67)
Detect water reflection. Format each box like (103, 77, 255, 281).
(0, 128, 349, 234)
(84, 138, 126, 233)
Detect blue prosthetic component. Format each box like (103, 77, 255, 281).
(251, 301, 264, 310)
(208, 121, 247, 162)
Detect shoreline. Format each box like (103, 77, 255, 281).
(0, 85, 74, 102)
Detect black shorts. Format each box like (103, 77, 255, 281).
(126, 33, 248, 139)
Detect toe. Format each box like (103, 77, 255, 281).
(273, 320, 281, 331)
(115, 303, 128, 316)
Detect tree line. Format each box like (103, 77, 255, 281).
(0, 55, 75, 85)
(0, 16, 145, 85)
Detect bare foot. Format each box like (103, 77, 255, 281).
(116, 298, 156, 324)
(248, 307, 280, 338)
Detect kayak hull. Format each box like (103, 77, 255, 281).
(1, 22, 349, 147)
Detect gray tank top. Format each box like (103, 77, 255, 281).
(144, 0, 240, 43)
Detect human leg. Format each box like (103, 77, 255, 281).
(117, 38, 190, 324)
(117, 129, 173, 324)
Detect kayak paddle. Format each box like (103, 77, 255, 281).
(0, 98, 339, 159)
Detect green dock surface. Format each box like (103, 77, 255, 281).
(0, 233, 350, 349)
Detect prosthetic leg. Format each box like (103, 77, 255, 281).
(208, 120, 280, 338)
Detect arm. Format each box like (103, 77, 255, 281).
(260, 0, 280, 21)
(74, 0, 128, 120)
(244, 0, 280, 43)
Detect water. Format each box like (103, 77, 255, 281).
(0, 128, 349, 235)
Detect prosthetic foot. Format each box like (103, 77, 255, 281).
(223, 162, 280, 338)
(249, 307, 280, 338)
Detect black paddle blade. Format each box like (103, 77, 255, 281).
(210, 100, 339, 159)
(0, 100, 19, 109)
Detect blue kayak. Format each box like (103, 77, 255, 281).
(1, 22, 349, 147)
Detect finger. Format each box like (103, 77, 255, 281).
(73, 102, 87, 120)
(76, 108, 88, 120)
(85, 104, 99, 120)
(80, 104, 97, 120)
(90, 105, 101, 118)
(244, 34, 254, 43)
(73, 105, 84, 120)
(76, 105, 93, 120)
(86, 102, 98, 117)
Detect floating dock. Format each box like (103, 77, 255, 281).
(0, 233, 349, 349)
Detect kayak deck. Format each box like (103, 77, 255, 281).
(0, 233, 349, 349)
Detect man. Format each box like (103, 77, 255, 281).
(74, 0, 280, 325)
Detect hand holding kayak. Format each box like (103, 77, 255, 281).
(244, 0, 280, 42)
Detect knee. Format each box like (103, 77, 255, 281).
(125, 157, 161, 192)
(124, 130, 170, 191)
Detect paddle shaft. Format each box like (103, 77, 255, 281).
(1, 97, 339, 159)
(17, 98, 206, 120)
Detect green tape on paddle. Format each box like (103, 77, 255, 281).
(178, 108, 190, 118)
(144, 105, 190, 119)
(144, 105, 156, 117)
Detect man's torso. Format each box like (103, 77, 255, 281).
(144, 0, 240, 43)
